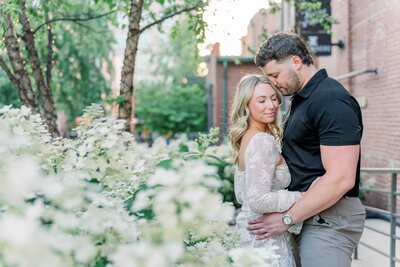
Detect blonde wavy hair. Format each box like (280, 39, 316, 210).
(228, 74, 283, 164)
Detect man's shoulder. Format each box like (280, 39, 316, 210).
(313, 76, 351, 100)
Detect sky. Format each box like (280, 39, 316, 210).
(202, 0, 270, 56)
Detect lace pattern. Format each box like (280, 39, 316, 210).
(234, 133, 302, 267)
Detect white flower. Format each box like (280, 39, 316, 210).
(111, 243, 169, 267)
(179, 186, 207, 203)
(12, 125, 24, 136)
(2, 156, 41, 202)
(0, 104, 12, 113)
(74, 237, 97, 263)
(0, 215, 36, 246)
(0, 106, 242, 267)
(229, 246, 280, 267)
(20, 105, 31, 116)
(147, 169, 181, 186)
(132, 191, 150, 211)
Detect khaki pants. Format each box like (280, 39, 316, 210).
(294, 197, 366, 267)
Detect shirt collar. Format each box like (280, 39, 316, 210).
(295, 69, 328, 99)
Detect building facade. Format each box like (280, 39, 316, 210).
(206, 0, 400, 210)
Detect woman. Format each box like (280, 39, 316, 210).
(229, 74, 303, 267)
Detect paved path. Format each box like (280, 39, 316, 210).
(352, 218, 400, 267)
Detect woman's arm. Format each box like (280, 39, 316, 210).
(245, 133, 302, 214)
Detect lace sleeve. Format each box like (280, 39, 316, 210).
(234, 167, 243, 204)
(245, 133, 302, 214)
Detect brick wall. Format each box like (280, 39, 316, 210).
(347, 0, 400, 209)
(240, 9, 280, 56)
(206, 56, 262, 134)
(206, 0, 400, 210)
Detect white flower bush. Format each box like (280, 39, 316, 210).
(0, 105, 278, 266)
(229, 246, 280, 267)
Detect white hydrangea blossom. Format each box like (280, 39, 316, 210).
(229, 246, 280, 267)
(0, 106, 278, 266)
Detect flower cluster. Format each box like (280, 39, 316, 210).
(0, 105, 277, 266)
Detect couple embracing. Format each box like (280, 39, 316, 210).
(229, 32, 365, 267)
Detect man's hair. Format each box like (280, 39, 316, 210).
(255, 32, 314, 67)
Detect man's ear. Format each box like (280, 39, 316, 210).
(291, 55, 303, 70)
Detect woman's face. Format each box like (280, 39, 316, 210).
(247, 83, 279, 125)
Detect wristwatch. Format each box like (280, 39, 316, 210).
(282, 212, 294, 226)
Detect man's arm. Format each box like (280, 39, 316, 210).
(247, 144, 360, 239)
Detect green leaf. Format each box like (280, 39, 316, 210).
(157, 158, 173, 169)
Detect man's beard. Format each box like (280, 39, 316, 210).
(278, 69, 301, 96)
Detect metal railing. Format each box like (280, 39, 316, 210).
(355, 168, 400, 267)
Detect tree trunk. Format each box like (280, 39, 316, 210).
(44, 0, 53, 88)
(19, 0, 59, 137)
(1, 13, 40, 114)
(119, 0, 144, 132)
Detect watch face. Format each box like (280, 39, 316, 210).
(283, 215, 292, 225)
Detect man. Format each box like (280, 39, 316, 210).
(249, 32, 365, 267)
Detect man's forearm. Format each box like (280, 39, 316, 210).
(287, 174, 354, 224)
(287, 145, 360, 224)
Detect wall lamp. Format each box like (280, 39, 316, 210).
(331, 39, 345, 49)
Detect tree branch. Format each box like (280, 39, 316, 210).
(73, 20, 94, 30)
(139, 6, 198, 34)
(32, 10, 116, 34)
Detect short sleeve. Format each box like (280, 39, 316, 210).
(317, 96, 363, 146)
(245, 133, 302, 214)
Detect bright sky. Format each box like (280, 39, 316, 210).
(202, 0, 269, 56)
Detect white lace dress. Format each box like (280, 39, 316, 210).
(234, 133, 302, 267)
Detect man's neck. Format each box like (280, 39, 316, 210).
(300, 65, 318, 90)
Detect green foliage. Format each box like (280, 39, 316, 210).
(195, 127, 220, 157)
(93, 257, 109, 267)
(151, 17, 204, 87)
(134, 82, 206, 136)
(181, 128, 240, 209)
(295, 0, 338, 34)
(139, 0, 207, 43)
(0, 0, 115, 129)
(206, 154, 239, 209)
(269, 0, 339, 34)
(34, 1, 115, 125)
(134, 16, 206, 137)
(0, 73, 20, 107)
(1, 0, 209, 134)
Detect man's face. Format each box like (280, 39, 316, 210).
(262, 58, 302, 96)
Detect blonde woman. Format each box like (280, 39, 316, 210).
(229, 74, 303, 267)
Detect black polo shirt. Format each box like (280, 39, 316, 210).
(283, 69, 363, 197)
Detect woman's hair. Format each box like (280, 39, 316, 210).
(228, 74, 282, 164)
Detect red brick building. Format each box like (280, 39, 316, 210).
(205, 43, 262, 136)
(206, 0, 400, 209)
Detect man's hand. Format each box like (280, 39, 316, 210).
(246, 212, 289, 240)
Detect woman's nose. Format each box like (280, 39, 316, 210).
(266, 99, 276, 108)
